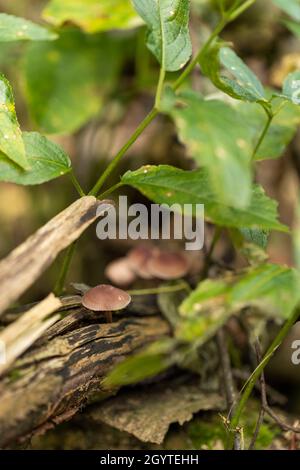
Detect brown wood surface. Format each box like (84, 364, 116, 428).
(0, 300, 170, 448)
(0, 196, 110, 315)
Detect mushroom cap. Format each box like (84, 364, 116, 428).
(105, 257, 136, 287)
(147, 251, 190, 280)
(82, 284, 131, 312)
(127, 245, 155, 279)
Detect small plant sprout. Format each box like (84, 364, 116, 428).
(82, 284, 132, 323)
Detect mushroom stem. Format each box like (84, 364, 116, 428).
(105, 311, 113, 323)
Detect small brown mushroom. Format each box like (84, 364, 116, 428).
(127, 245, 155, 279)
(105, 257, 136, 287)
(147, 251, 190, 280)
(82, 284, 131, 323)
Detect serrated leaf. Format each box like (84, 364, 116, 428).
(282, 70, 300, 105)
(200, 43, 266, 103)
(178, 264, 300, 343)
(0, 13, 57, 42)
(169, 92, 252, 208)
(43, 0, 141, 33)
(272, 0, 300, 21)
(0, 74, 28, 169)
(132, 0, 192, 72)
(24, 30, 123, 134)
(122, 165, 287, 232)
(0, 132, 71, 185)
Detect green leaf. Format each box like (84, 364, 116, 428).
(24, 30, 123, 134)
(132, 0, 192, 72)
(0, 132, 71, 185)
(200, 43, 266, 103)
(122, 165, 287, 232)
(43, 0, 141, 33)
(0, 74, 28, 169)
(272, 0, 300, 21)
(168, 92, 252, 208)
(282, 70, 300, 105)
(178, 264, 300, 343)
(0, 13, 57, 42)
(103, 339, 175, 388)
(285, 19, 300, 36)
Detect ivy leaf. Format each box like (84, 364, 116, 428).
(132, 0, 192, 72)
(122, 165, 287, 232)
(0, 132, 71, 185)
(0, 74, 28, 170)
(200, 44, 267, 103)
(0, 13, 57, 42)
(272, 0, 300, 21)
(178, 264, 300, 343)
(168, 92, 252, 208)
(282, 70, 300, 105)
(43, 0, 141, 33)
(24, 30, 123, 134)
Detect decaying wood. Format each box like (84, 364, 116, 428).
(88, 378, 225, 444)
(0, 298, 170, 448)
(0, 294, 61, 376)
(0, 197, 113, 315)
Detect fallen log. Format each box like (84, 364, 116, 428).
(0, 197, 113, 315)
(0, 300, 170, 448)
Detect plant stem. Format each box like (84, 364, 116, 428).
(228, 306, 300, 449)
(70, 171, 85, 197)
(252, 108, 273, 161)
(155, 67, 166, 109)
(89, 108, 158, 197)
(89, 0, 258, 198)
(173, 17, 228, 91)
(128, 281, 191, 296)
(228, 0, 256, 21)
(97, 182, 125, 200)
(54, 242, 77, 296)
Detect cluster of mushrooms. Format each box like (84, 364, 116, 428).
(104, 244, 198, 286)
(81, 245, 201, 323)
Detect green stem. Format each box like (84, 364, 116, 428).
(89, 108, 158, 197)
(252, 108, 273, 161)
(155, 67, 166, 109)
(54, 242, 77, 296)
(202, 226, 222, 279)
(173, 16, 228, 91)
(97, 182, 125, 200)
(228, 0, 256, 21)
(70, 171, 85, 197)
(228, 306, 300, 449)
(128, 281, 191, 296)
